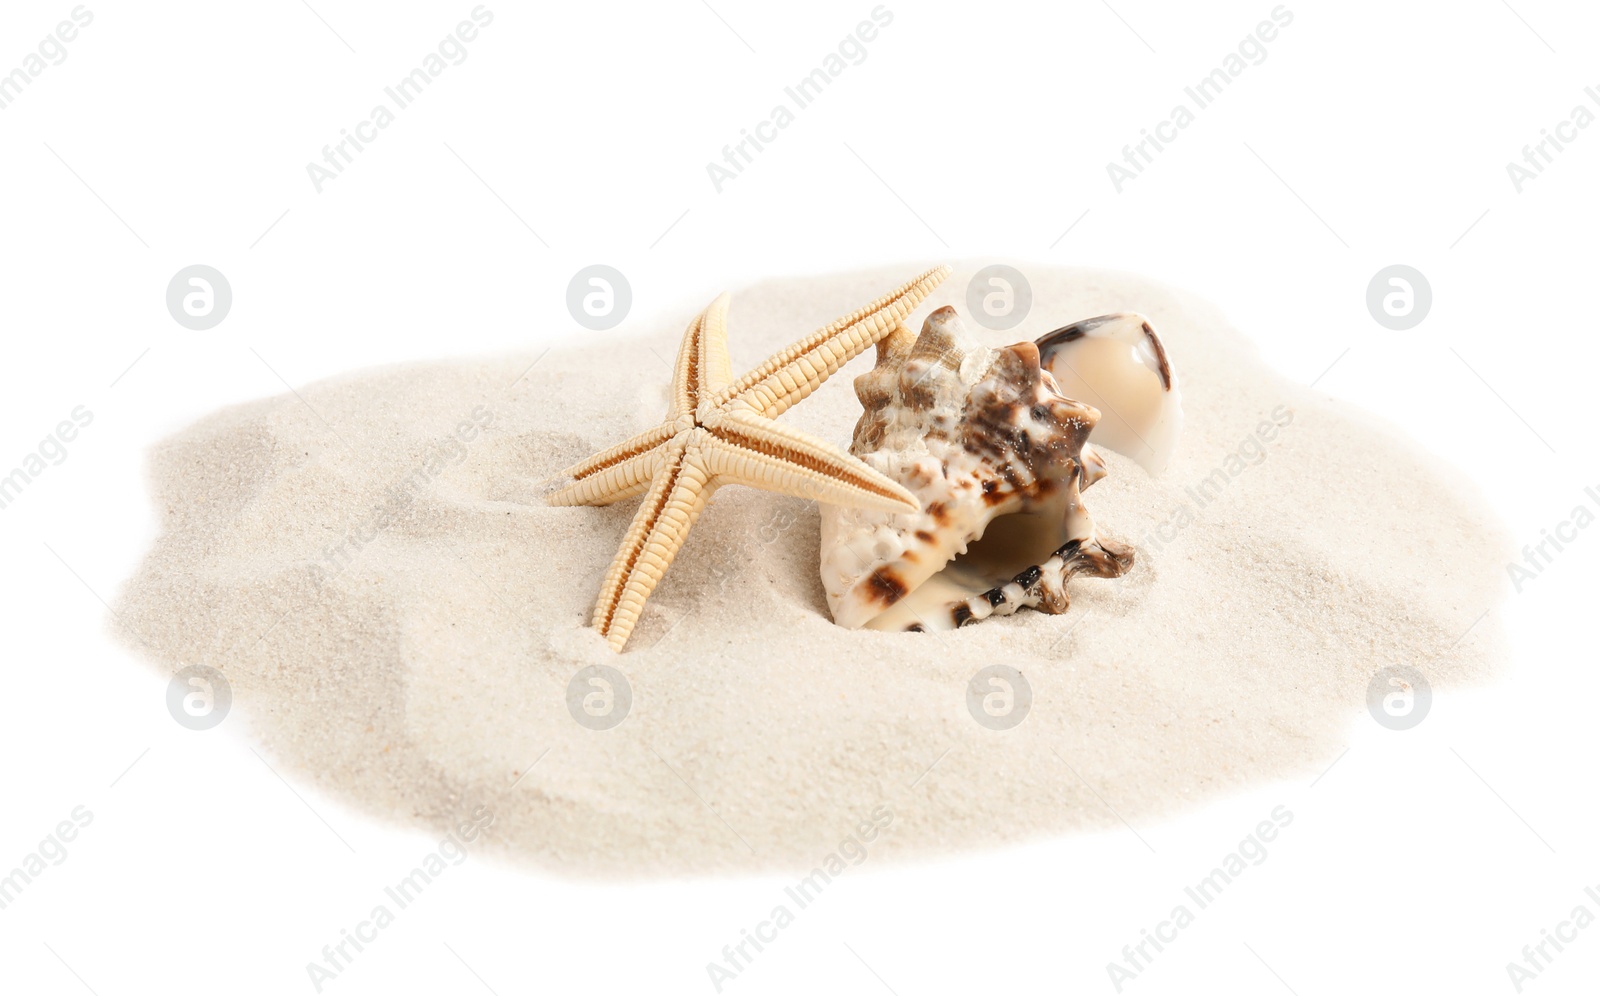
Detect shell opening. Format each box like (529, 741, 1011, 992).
(862, 502, 1071, 631)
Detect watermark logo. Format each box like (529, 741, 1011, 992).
(1506, 87, 1600, 193)
(1504, 885, 1600, 992)
(304, 804, 494, 991)
(1365, 264, 1430, 331)
(1366, 665, 1430, 731)
(1105, 5, 1295, 192)
(1137, 405, 1294, 555)
(965, 264, 1032, 331)
(566, 264, 631, 331)
(307, 405, 496, 587)
(705, 805, 894, 991)
(1506, 486, 1599, 593)
(0, 405, 93, 514)
(567, 664, 631, 730)
(0, 805, 94, 912)
(1105, 805, 1294, 991)
(704, 5, 896, 192)
(0, 7, 96, 113)
(166, 265, 232, 330)
(167, 664, 232, 730)
(709, 502, 804, 593)
(303, 6, 497, 193)
(967, 665, 1031, 730)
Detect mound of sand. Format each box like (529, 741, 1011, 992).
(114, 263, 1509, 876)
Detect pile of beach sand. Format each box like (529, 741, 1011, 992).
(113, 263, 1509, 876)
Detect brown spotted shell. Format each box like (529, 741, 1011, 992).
(819, 306, 1132, 632)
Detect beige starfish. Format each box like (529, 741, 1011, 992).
(549, 265, 951, 651)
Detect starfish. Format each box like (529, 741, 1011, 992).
(549, 265, 951, 651)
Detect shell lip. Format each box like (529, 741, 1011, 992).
(1037, 312, 1173, 391)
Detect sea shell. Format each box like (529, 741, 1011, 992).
(1036, 312, 1181, 475)
(819, 305, 1175, 632)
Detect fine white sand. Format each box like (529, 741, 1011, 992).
(114, 263, 1510, 876)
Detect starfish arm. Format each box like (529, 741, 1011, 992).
(547, 423, 674, 506)
(703, 411, 918, 514)
(668, 308, 703, 418)
(710, 264, 950, 420)
(591, 437, 716, 651)
(698, 292, 734, 400)
(670, 294, 734, 418)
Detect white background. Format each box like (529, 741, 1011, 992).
(2, 0, 1597, 993)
